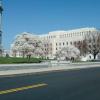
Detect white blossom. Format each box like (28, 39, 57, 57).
(56, 46, 80, 60)
(11, 32, 44, 57)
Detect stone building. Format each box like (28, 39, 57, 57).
(11, 27, 100, 58)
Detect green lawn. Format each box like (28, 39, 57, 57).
(0, 57, 42, 64)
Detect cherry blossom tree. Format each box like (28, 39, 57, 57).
(11, 32, 44, 58)
(55, 46, 80, 60)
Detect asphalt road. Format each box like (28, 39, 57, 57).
(0, 67, 100, 100)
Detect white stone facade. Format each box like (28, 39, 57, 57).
(10, 27, 100, 58)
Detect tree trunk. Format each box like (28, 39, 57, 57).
(94, 54, 96, 60)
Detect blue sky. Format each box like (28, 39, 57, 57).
(2, 0, 100, 49)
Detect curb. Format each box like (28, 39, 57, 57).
(0, 64, 100, 76)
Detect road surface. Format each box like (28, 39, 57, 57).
(0, 67, 100, 100)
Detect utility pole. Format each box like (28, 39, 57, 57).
(0, 0, 3, 56)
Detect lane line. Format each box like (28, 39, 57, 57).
(0, 83, 48, 95)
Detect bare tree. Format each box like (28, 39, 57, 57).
(87, 32, 100, 59)
(75, 32, 100, 59)
(74, 40, 89, 56)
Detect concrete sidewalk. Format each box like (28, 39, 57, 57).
(0, 61, 100, 67)
(0, 63, 48, 67)
(0, 62, 100, 76)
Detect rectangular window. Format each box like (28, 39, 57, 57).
(59, 43, 61, 45)
(89, 45, 91, 48)
(56, 43, 57, 46)
(70, 42, 72, 45)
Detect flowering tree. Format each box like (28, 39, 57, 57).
(34, 48, 44, 57)
(55, 50, 62, 58)
(55, 46, 80, 60)
(11, 32, 45, 58)
(34, 40, 46, 58)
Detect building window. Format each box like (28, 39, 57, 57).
(74, 41, 76, 46)
(44, 44, 46, 47)
(59, 47, 61, 49)
(67, 34, 69, 37)
(93, 45, 96, 48)
(70, 33, 72, 37)
(89, 50, 91, 53)
(50, 43, 52, 46)
(56, 43, 57, 46)
(73, 33, 75, 36)
(89, 45, 91, 48)
(82, 32, 84, 36)
(63, 42, 65, 45)
(89, 39, 91, 43)
(70, 42, 72, 45)
(59, 43, 61, 46)
(64, 34, 66, 38)
(56, 48, 58, 50)
(66, 42, 68, 45)
(78, 41, 80, 44)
